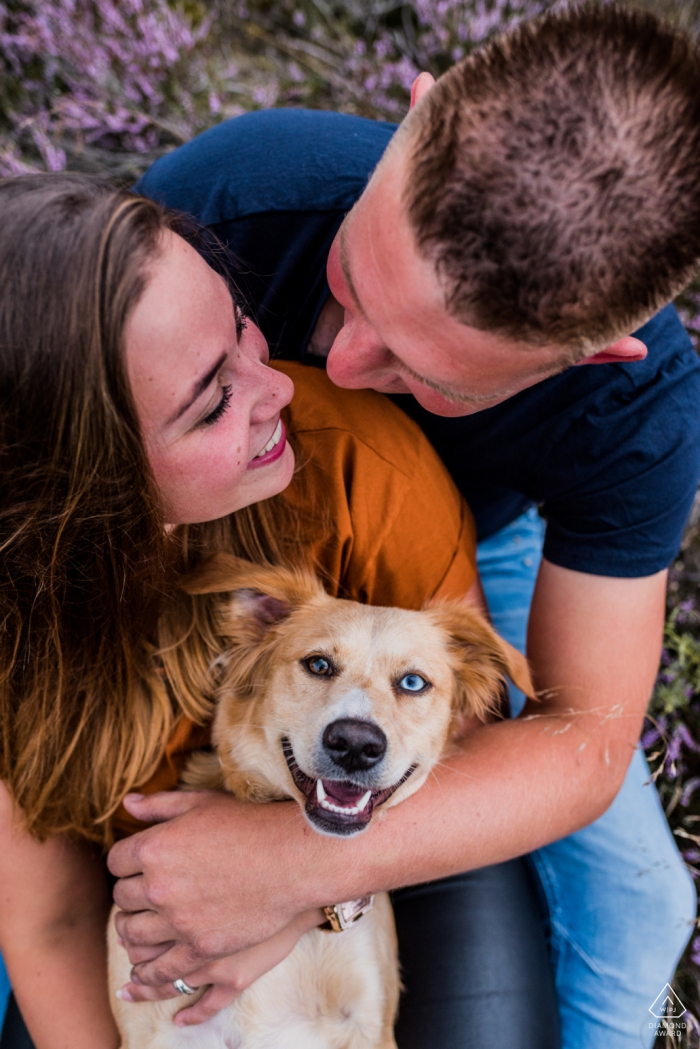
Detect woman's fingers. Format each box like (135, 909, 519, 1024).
(118, 980, 188, 1003)
(174, 985, 238, 1027)
(118, 910, 325, 1021)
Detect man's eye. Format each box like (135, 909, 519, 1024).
(303, 655, 334, 676)
(397, 673, 430, 694)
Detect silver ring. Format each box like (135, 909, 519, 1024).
(173, 978, 197, 996)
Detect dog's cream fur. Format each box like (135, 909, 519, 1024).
(109, 556, 533, 1049)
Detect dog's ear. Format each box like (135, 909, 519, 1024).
(227, 588, 294, 637)
(180, 554, 325, 640)
(495, 638, 534, 700)
(425, 602, 535, 722)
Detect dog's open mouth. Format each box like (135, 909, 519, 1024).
(281, 738, 416, 836)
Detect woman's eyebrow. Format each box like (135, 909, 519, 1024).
(167, 351, 227, 425)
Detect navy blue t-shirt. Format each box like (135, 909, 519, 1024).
(136, 108, 700, 577)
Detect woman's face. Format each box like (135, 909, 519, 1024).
(126, 231, 295, 525)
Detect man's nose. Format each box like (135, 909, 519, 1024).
(322, 718, 387, 774)
(326, 324, 392, 390)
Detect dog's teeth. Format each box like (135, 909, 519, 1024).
(315, 782, 372, 816)
(321, 800, 361, 814)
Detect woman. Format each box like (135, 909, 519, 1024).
(0, 174, 558, 1049)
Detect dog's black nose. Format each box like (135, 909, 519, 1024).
(323, 718, 387, 773)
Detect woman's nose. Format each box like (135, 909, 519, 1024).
(249, 365, 294, 420)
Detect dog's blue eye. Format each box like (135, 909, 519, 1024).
(398, 673, 429, 693)
(304, 656, 333, 676)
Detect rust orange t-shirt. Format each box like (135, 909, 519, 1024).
(112, 362, 477, 837)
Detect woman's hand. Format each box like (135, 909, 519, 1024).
(117, 908, 324, 1027)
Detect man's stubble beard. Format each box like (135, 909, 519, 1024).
(396, 349, 578, 411)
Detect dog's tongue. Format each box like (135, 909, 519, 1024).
(322, 779, 368, 806)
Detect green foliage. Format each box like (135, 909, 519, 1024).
(654, 607, 700, 715)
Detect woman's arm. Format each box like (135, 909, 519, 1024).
(0, 783, 120, 1049)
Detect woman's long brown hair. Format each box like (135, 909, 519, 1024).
(0, 174, 294, 846)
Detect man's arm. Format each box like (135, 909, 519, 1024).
(110, 561, 666, 986)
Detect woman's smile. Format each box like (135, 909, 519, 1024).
(248, 419, 286, 469)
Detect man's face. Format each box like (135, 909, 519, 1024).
(325, 135, 645, 418)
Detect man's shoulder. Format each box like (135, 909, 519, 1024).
(135, 109, 397, 226)
(632, 302, 698, 374)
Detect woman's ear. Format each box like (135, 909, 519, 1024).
(425, 601, 535, 722)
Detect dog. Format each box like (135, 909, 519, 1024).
(109, 555, 534, 1049)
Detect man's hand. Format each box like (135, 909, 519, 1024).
(116, 907, 323, 1027)
(108, 790, 317, 984)
(109, 561, 667, 992)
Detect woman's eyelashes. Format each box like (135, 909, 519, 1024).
(200, 383, 233, 427)
(192, 310, 246, 430)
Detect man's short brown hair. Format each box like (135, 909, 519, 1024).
(404, 4, 700, 352)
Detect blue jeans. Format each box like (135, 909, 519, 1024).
(478, 507, 696, 1049)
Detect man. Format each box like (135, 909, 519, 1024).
(109, 7, 700, 1049)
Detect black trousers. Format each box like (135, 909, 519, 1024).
(0, 858, 560, 1049)
(392, 860, 560, 1048)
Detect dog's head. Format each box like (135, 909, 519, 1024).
(183, 555, 533, 837)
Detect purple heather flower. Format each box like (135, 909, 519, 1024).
(641, 725, 661, 749)
(0, 0, 212, 167)
(681, 778, 700, 807)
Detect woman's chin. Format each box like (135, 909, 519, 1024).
(163, 444, 296, 526)
(230, 441, 296, 514)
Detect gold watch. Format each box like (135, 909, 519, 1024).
(319, 895, 375, 932)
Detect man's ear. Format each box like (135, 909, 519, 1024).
(409, 72, 436, 111)
(426, 602, 535, 722)
(575, 336, 647, 365)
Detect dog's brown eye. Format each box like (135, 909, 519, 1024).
(303, 655, 334, 676)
